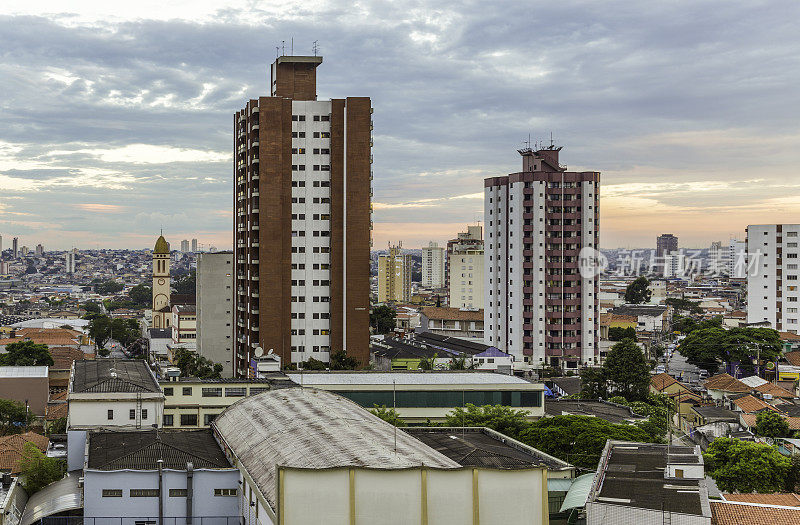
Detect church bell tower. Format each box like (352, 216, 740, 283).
(152, 233, 171, 328)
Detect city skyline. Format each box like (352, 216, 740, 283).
(2, 2, 800, 250)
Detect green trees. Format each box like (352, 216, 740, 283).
(370, 405, 406, 427)
(0, 399, 34, 435)
(19, 442, 65, 493)
(299, 357, 327, 370)
(370, 305, 396, 334)
(0, 341, 53, 366)
(127, 283, 152, 307)
(608, 326, 637, 341)
(704, 438, 791, 493)
(173, 348, 222, 379)
(83, 301, 102, 314)
(418, 353, 437, 371)
(444, 404, 530, 439)
(665, 298, 702, 315)
(679, 326, 782, 374)
(519, 416, 654, 469)
(173, 271, 196, 295)
(330, 350, 360, 370)
(755, 411, 792, 438)
(88, 315, 141, 349)
(88, 315, 112, 348)
(581, 339, 650, 401)
(624, 277, 651, 304)
(609, 394, 671, 442)
(93, 280, 123, 294)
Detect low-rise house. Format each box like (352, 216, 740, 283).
(0, 366, 49, 416)
(730, 394, 779, 414)
(0, 432, 49, 474)
(740, 412, 800, 434)
(160, 376, 293, 429)
(544, 399, 647, 425)
(67, 359, 165, 471)
(418, 306, 484, 340)
(650, 372, 691, 397)
(171, 304, 197, 344)
(585, 441, 712, 525)
(83, 430, 239, 522)
(703, 373, 750, 401)
(0, 473, 27, 525)
(682, 406, 740, 438)
(609, 304, 670, 332)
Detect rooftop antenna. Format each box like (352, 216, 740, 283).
(282, 40, 285, 56)
(291, 37, 293, 56)
(550, 132, 554, 148)
(275, 46, 280, 58)
(312, 40, 319, 56)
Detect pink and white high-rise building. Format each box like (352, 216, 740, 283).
(484, 146, 600, 370)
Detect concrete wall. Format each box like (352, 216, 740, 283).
(0, 374, 48, 415)
(275, 466, 548, 525)
(197, 252, 235, 376)
(68, 398, 163, 429)
(84, 468, 240, 524)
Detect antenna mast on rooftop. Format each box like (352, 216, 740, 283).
(312, 40, 319, 56)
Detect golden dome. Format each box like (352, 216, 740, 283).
(154, 235, 169, 254)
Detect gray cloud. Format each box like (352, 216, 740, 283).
(1, 1, 800, 249)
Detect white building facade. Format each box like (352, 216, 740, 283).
(484, 147, 599, 369)
(448, 248, 484, 309)
(197, 252, 234, 376)
(421, 241, 446, 289)
(729, 238, 747, 279)
(747, 224, 800, 332)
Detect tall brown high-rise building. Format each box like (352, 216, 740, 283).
(656, 234, 678, 257)
(234, 56, 372, 377)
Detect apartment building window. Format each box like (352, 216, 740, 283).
(180, 414, 198, 426)
(129, 409, 136, 420)
(169, 489, 188, 497)
(142, 409, 148, 419)
(225, 387, 246, 397)
(789, 232, 798, 237)
(102, 489, 123, 497)
(249, 387, 270, 395)
(215, 488, 238, 497)
(182, 387, 192, 395)
(107, 410, 113, 420)
(202, 388, 223, 397)
(164, 387, 173, 396)
(204, 414, 219, 425)
(291, 115, 306, 121)
(163, 414, 174, 426)
(321, 115, 330, 121)
(131, 489, 160, 497)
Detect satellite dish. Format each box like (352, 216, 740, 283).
(254, 347, 264, 358)
(267, 348, 274, 355)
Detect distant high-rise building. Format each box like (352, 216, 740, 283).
(708, 241, 725, 275)
(378, 244, 411, 303)
(448, 245, 484, 309)
(663, 252, 685, 278)
(421, 242, 446, 289)
(656, 234, 678, 257)
(191, 238, 198, 253)
(728, 239, 747, 279)
(197, 252, 234, 377)
(0, 234, 3, 255)
(181, 239, 190, 252)
(746, 224, 800, 330)
(484, 146, 600, 369)
(35, 244, 44, 257)
(65, 252, 76, 274)
(233, 55, 372, 376)
(21, 246, 28, 256)
(12, 237, 18, 259)
(445, 225, 483, 291)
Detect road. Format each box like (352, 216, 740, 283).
(104, 339, 127, 359)
(664, 348, 704, 384)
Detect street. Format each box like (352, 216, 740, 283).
(665, 348, 704, 384)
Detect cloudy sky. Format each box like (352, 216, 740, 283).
(2, 0, 800, 251)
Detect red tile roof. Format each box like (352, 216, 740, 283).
(732, 395, 779, 414)
(754, 382, 796, 399)
(711, 500, 800, 524)
(705, 373, 751, 393)
(741, 413, 800, 430)
(722, 493, 800, 507)
(419, 307, 483, 322)
(0, 432, 49, 474)
(650, 373, 679, 391)
(785, 351, 800, 367)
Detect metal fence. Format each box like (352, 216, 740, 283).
(41, 518, 243, 525)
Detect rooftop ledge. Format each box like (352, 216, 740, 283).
(276, 55, 323, 66)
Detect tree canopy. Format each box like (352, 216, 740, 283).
(173, 347, 223, 379)
(665, 298, 702, 315)
(581, 339, 651, 401)
(128, 283, 152, 307)
(608, 326, 637, 341)
(370, 305, 396, 334)
(678, 326, 782, 374)
(0, 398, 34, 435)
(519, 415, 654, 469)
(624, 277, 651, 304)
(93, 280, 123, 294)
(0, 341, 53, 366)
(755, 411, 792, 438)
(703, 438, 791, 493)
(173, 271, 196, 295)
(369, 405, 406, 427)
(83, 301, 102, 314)
(19, 441, 65, 493)
(330, 350, 360, 370)
(444, 404, 531, 439)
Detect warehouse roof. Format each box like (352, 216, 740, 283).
(0, 366, 48, 378)
(285, 371, 533, 386)
(404, 427, 572, 471)
(212, 388, 459, 509)
(87, 430, 231, 470)
(72, 359, 161, 394)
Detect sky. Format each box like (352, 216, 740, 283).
(2, 1, 800, 251)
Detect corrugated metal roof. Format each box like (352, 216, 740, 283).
(286, 371, 531, 385)
(88, 430, 231, 470)
(213, 388, 459, 510)
(559, 473, 595, 512)
(20, 472, 82, 525)
(0, 366, 48, 378)
(72, 359, 161, 393)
